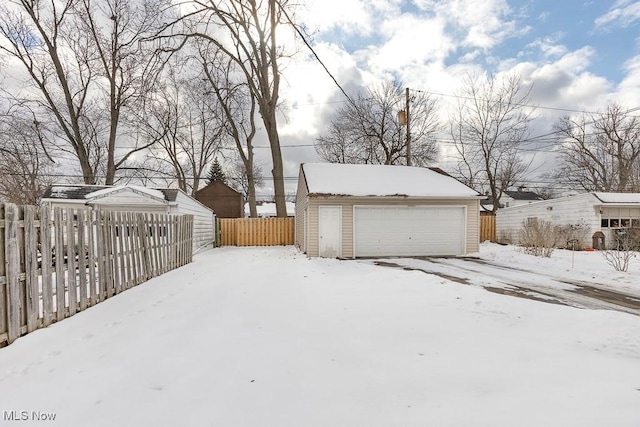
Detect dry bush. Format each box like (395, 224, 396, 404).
(518, 218, 559, 257)
(497, 229, 515, 244)
(602, 228, 639, 272)
(555, 222, 589, 249)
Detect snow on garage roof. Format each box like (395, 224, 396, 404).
(594, 192, 640, 204)
(302, 163, 480, 198)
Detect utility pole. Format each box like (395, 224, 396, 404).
(405, 87, 411, 166)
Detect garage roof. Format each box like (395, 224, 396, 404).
(303, 163, 481, 198)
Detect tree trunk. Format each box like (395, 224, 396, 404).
(266, 113, 287, 217)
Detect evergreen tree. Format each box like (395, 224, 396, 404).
(207, 158, 227, 184)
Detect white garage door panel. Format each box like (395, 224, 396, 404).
(354, 206, 465, 257)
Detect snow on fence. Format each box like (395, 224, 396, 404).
(0, 203, 193, 347)
(218, 217, 295, 246)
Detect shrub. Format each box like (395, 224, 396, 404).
(518, 218, 559, 257)
(555, 222, 589, 250)
(602, 228, 640, 272)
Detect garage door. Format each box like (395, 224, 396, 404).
(354, 206, 466, 257)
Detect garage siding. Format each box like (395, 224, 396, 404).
(304, 197, 480, 258)
(295, 168, 309, 251)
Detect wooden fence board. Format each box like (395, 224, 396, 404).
(88, 210, 98, 306)
(94, 209, 104, 304)
(54, 208, 65, 321)
(40, 205, 53, 327)
(66, 209, 77, 316)
(0, 205, 6, 339)
(77, 210, 88, 311)
(5, 204, 21, 344)
(111, 211, 121, 295)
(24, 207, 38, 333)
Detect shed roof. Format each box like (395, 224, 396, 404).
(42, 184, 179, 202)
(302, 163, 480, 198)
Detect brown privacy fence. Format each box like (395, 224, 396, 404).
(218, 217, 295, 246)
(480, 214, 496, 242)
(0, 204, 193, 346)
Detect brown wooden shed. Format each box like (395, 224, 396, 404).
(195, 182, 245, 218)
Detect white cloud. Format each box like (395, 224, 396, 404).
(416, 0, 527, 49)
(612, 54, 640, 106)
(595, 0, 640, 28)
(355, 15, 454, 73)
(507, 47, 610, 110)
(522, 36, 568, 59)
(300, 0, 403, 37)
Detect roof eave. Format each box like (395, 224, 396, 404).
(307, 193, 483, 199)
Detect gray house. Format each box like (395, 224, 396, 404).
(295, 163, 482, 258)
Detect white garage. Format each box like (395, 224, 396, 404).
(295, 163, 482, 258)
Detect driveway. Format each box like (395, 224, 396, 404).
(361, 256, 640, 316)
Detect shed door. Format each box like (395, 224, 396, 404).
(354, 206, 466, 257)
(318, 206, 342, 258)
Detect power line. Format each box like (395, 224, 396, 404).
(277, 0, 356, 108)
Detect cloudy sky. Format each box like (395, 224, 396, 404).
(265, 0, 640, 196)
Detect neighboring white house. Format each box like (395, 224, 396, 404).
(295, 163, 482, 258)
(496, 192, 640, 249)
(41, 185, 216, 251)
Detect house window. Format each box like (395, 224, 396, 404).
(601, 207, 640, 229)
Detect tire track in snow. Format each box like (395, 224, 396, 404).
(366, 257, 640, 317)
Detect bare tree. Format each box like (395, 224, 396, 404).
(0, 0, 168, 184)
(165, 0, 292, 216)
(450, 73, 535, 212)
(139, 60, 226, 196)
(554, 103, 640, 192)
(198, 45, 263, 217)
(315, 81, 440, 166)
(226, 155, 264, 210)
(0, 108, 55, 204)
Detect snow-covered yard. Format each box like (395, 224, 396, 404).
(0, 244, 639, 426)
